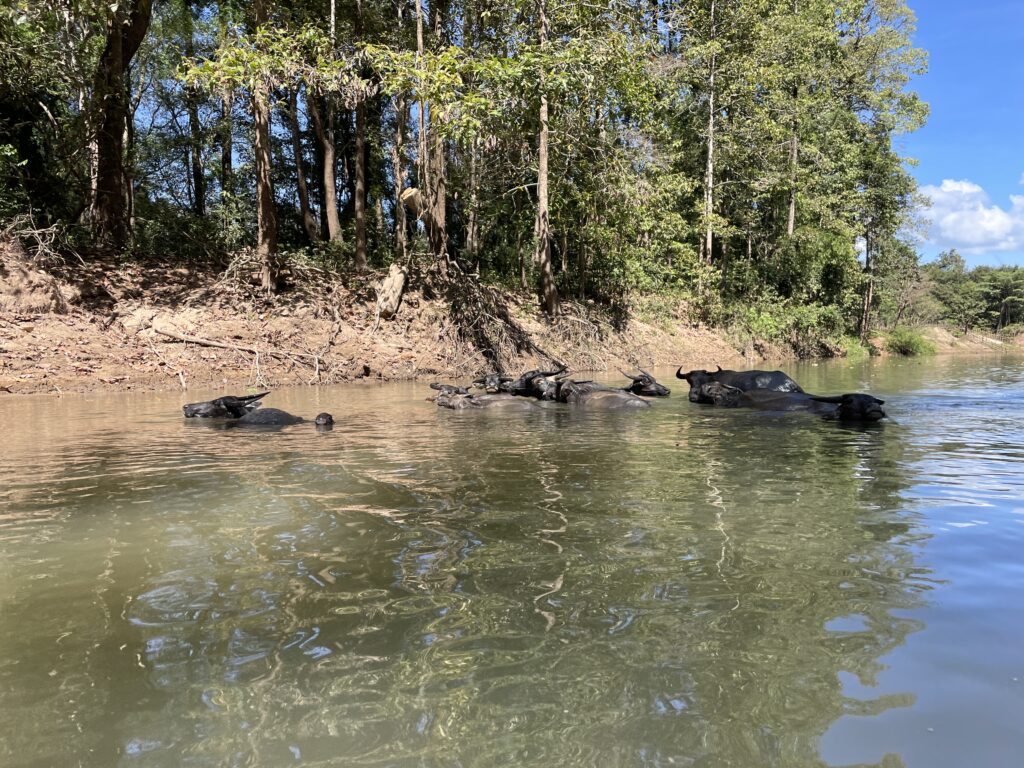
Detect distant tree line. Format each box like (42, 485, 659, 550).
(1, 0, 928, 338)
(879, 249, 1024, 335)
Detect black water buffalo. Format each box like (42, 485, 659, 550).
(473, 364, 567, 398)
(183, 392, 332, 427)
(676, 365, 803, 403)
(229, 407, 305, 426)
(182, 391, 269, 418)
(696, 381, 885, 422)
(621, 370, 671, 397)
(555, 379, 651, 410)
(433, 391, 542, 411)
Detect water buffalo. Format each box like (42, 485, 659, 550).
(183, 392, 331, 427)
(229, 407, 305, 426)
(696, 381, 885, 422)
(433, 391, 542, 411)
(676, 365, 803, 403)
(182, 391, 269, 418)
(555, 379, 651, 410)
(473, 364, 567, 398)
(621, 370, 671, 397)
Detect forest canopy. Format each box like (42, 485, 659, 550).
(6, 0, 991, 350)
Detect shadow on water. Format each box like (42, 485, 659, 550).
(3, 358, 1022, 767)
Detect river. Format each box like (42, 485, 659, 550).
(1, 355, 1022, 767)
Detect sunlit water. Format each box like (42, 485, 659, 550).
(1, 356, 1023, 767)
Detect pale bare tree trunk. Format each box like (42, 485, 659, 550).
(859, 233, 874, 342)
(288, 89, 319, 242)
(786, 0, 799, 237)
(392, 95, 408, 261)
(252, 0, 277, 292)
(787, 134, 798, 236)
(467, 138, 479, 269)
(702, 0, 717, 262)
(536, 0, 558, 316)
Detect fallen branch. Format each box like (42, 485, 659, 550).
(153, 327, 321, 367)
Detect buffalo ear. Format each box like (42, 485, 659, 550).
(809, 395, 843, 404)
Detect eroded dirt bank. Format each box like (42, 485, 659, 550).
(2, 245, 1014, 397)
(0, 254, 752, 396)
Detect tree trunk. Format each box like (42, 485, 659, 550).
(183, 4, 205, 217)
(288, 89, 319, 242)
(392, 94, 408, 261)
(354, 100, 368, 270)
(467, 138, 479, 269)
(858, 233, 874, 342)
(90, 0, 153, 251)
(536, 0, 558, 316)
(252, 0, 277, 292)
(353, 0, 368, 270)
(702, 0, 717, 262)
(786, 0, 799, 237)
(218, 9, 233, 202)
(307, 94, 343, 242)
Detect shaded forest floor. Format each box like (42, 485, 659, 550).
(0, 246, 750, 395)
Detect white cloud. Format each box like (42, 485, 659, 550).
(920, 179, 1024, 255)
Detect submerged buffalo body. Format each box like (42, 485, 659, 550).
(556, 379, 651, 410)
(621, 370, 671, 397)
(433, 392, 541, 411)
(676, 366, 803, 403)
(697, 381, 885, 422)
(230, 407, 305, 426)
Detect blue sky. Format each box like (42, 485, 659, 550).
(902, 1, 1024, 267)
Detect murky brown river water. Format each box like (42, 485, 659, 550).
(1, 356, 1023, 767)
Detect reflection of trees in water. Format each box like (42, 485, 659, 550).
(0, 394, 935, 767)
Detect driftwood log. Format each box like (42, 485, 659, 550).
(376, 263, 408, 321)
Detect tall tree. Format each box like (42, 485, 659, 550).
(90, 0, 153, 251)
(251, 0, 277, 291)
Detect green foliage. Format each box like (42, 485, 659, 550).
(3, 0, 931, 346)
(885, 327, 935, 356)
(735, 301, 847, 358)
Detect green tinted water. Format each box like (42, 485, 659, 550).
(1, 356, 1022, 767)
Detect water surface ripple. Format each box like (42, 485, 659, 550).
(1, 357, 1022, 767)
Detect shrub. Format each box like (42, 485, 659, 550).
(885, 327, 935, 356)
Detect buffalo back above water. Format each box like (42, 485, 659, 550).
(696, 382, 885, 422)
(676, 366, 803, 403)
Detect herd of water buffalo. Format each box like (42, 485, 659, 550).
(181, 365, 886, 427)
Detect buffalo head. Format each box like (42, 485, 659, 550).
(183, 391, 269, 418)
(622, 370, 670, 397)
(695, 381, 742, 407)
(811, 393, 886, 422)
(677, 367, 721, 402)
